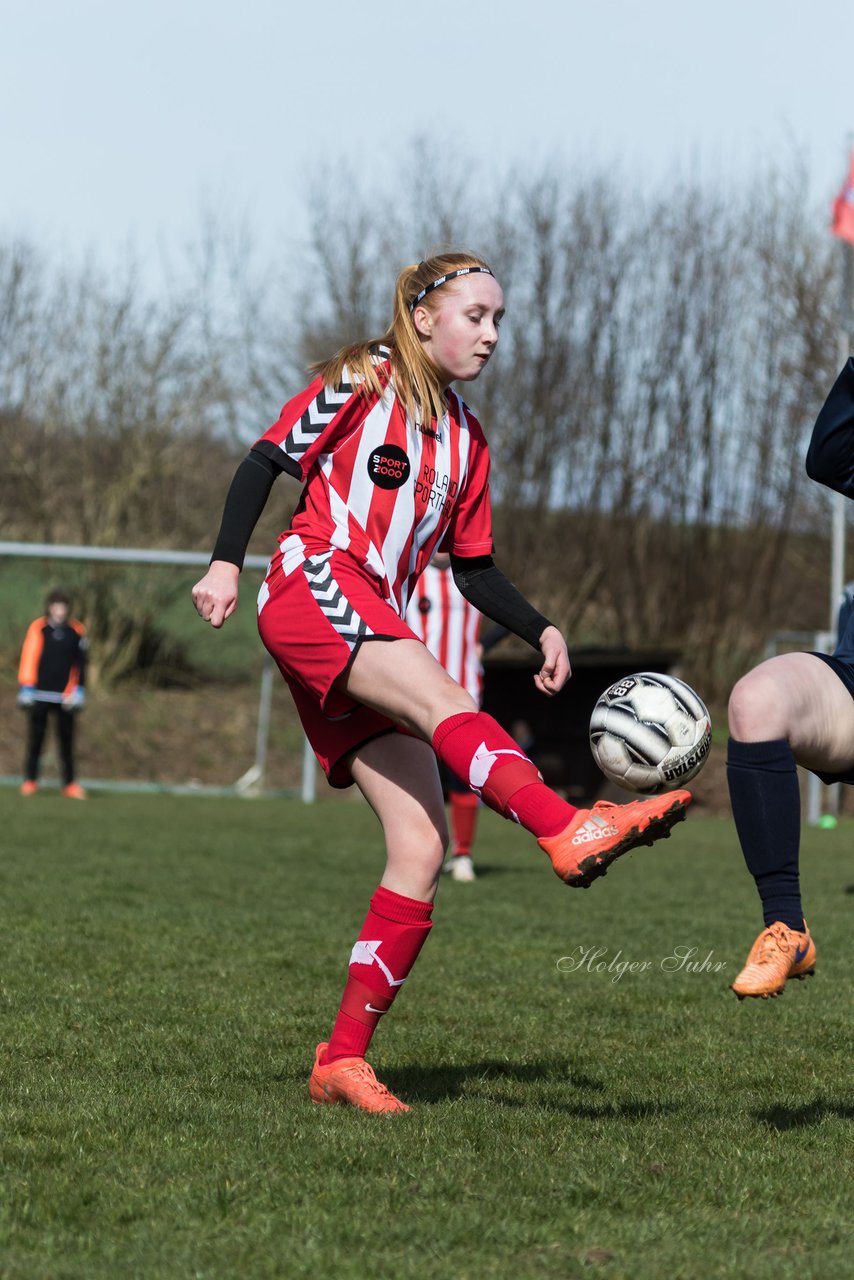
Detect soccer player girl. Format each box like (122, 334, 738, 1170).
(727, 357, 854, 1000)
(192, 251, 692, 1113)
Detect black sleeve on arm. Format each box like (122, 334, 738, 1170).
(210, 448, 283, 569)
(450, 553, 553, 651)
(806, 358, 854, 497)
(253, 437, 303, 480)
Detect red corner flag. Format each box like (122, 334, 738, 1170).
(832, 152, 854, 245)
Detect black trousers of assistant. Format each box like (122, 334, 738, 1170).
(24, 703, 76, 785)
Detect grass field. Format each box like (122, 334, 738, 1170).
(1, 791, 851, 1280)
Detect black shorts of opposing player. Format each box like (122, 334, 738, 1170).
(810, 607, 854, 784)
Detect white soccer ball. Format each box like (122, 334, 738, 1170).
(589, 672, 712, 795)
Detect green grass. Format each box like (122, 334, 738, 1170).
(0, 792, 851, 1279)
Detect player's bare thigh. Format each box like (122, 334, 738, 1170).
(342, 637, 476, 738)
(349, 732, 449, 902)
(729, 652, 854, 773)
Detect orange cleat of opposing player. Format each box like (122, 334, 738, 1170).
(309, 1043, 410, 1114)
(538, 791, 693, 887)
(730, 921, 816, 1000)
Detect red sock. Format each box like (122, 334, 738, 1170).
(433, 712, 577, 838)
(450, 791, 479, 856)
(324, 886, 433, 1064)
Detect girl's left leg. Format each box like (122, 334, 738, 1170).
(309, 732, 447, 1114)
(342, 638, 691, 887)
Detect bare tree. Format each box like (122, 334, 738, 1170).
(0, 152, 842, 698)
(0, 243, 241, 683)
(290, 154, 840, 696)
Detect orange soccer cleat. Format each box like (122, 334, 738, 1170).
(308, 1043, 410, 1114)
(539, 791, 692, 887)
(20, 781, 38, 797)
(730, 921, 816, 1000)
(62, 783, 87, 800)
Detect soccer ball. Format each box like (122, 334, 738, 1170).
(589, 672, 712, 795)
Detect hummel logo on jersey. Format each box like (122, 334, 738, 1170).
(571, 816, 620, 845)
(469, 741, 529, 792)
(417, 423, 443, 441)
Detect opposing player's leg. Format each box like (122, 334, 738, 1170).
(727, 652, 854, 998)
(310, 733, 446, 1113)
(341, 637, 691, 887)
(729, 651, 854, 768)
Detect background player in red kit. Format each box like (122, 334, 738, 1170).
(405, 551, 500, 882)
(192, 250, 692, 1113)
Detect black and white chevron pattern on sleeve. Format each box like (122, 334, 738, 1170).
(284, 376, 354, 462)
(302, 551, 374, 648)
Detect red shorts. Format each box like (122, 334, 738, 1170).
(257, 539, 419, 787)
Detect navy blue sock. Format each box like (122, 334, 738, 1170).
(726, 737, 804, 930)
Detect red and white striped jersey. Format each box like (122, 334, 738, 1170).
(254, 350, 493, 616)
(405, 563, 483, 703)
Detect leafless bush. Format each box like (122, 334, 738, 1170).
(0, 242, 241, 683)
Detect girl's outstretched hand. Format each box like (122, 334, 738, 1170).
(192, 560, 240, 628)
(535, 625, 571, 696)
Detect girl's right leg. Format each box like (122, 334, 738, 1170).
(309, 732, 447, 1114)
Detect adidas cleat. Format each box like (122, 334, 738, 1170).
(538, 791, 692, 887)
(731, 921, 816, 1000)
(308, 1042, 410, 1113)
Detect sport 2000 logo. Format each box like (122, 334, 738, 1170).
(367, 445, 411, 490)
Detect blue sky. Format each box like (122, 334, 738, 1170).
(1, 0, 851, 277)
